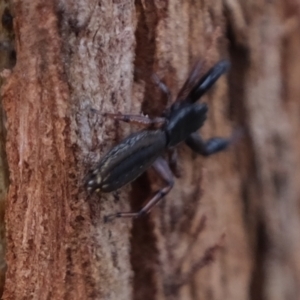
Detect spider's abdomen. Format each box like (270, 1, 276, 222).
(86, 130, 167, 193)
(166, 103, 208, 147)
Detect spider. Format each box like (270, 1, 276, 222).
(86, 60, 234, 220)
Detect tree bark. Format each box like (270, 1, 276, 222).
(1, 0, 300, 300)
(0, 0, 15, 296)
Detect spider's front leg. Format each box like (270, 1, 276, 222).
(185, 131, 236, 156)
(105, 156, 174, 221)
(188, 60, 230, 103)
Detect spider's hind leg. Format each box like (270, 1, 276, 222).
(168, 147, 181, 177)
(105, 157, 174, 221)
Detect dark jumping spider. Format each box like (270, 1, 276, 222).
(86, 60, 234, 220)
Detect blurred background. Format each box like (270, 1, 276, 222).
(130, 1, 300, 299)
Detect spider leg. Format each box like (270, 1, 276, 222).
(152, 73, 172, 105)
(105, 157, 174, 221)
(168, 147, 181, 178)
(103, 113, 166, 129)
(185, 131, 233, 156)
(187, 60, 230, 103)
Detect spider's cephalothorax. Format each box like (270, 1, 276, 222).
(86, 60, 233, 220)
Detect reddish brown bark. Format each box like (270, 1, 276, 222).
(2, 1, 134, 299)
(1, 0, 300, 300)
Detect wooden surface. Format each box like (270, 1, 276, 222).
(1, 0, 300, 299)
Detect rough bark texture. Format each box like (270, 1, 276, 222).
(1, 0, 300, 299)
(0, 0, 15, 296)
